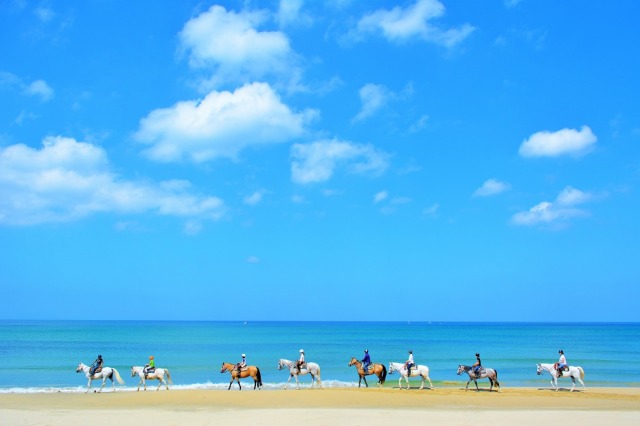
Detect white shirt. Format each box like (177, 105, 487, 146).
(559, 354, 566, 364)
(407, 354, 414, 364)
(299, 353, 305, 363)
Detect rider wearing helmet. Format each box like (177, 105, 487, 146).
(361, 349, 371, 373)
(296, 349, 305, 373)
(404, 350, 414, 375)
(90, 354, 103, 376)
(554, 350, 567, 378)
(144, 355, 155, 378)
(472, 353, 482, 377)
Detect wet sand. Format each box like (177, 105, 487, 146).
(1, 387, 638, 425)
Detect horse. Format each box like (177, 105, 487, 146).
(277, 358, 323, 389)
(388, 362, 433, 390)
(348, 357, 387, 387)
(457, 364, 500, 392)
(220, 362, 262, 390)
(537, 363, 585, 392)
(75, 362, 125, 393)
(130, 366, 173, 391)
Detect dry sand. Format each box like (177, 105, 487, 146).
(1, 387, 639, 425)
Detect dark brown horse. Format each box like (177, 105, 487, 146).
(348, 357, 387, 387)
(220, 362, 262, 390)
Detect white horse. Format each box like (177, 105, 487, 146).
(76, 362, 125, 392)
(537, 363, 585, 392)
(277, 358, 323, 389)
(457, 364, 500, 392)
(131, 366, 173, 391)
(388, 362, 433, 389)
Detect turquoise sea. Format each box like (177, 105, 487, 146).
(1, 321, 639, 392)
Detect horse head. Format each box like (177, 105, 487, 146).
(277, 359, 285, 370)
(76, 363, 85, 373)
(456, 364, 465, 375)
(220, 362, 229, 373)
(131, 367, 137, 377)
(536, 363, 544, 375)
(388, 363, 396, 374)
(348, 357, 358, 367)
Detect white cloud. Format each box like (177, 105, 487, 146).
(244, 190, 265, 206)
(179, 4, 297, 88)
(246, 255, 261, 263)
(473, 178, 510, 197)
(519, 126, 597, 158)
(0, 136, 224, 226)
(277, 0, 312, 27)
(511, 186, 591, 226)
(290, 139, 389, 184)
(0, 72, 53, 102)
(25, 79, 54, 102)
(351, 0, 474, 47)
(135, 82, 313, 163)
(353, 83, 392, 122)
(374, 190, 388, 203)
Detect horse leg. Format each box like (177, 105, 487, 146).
(156, 378, 162, 391)
(405, 374, 410, 390)
(362, 375, 368, 388)
(570, 377, 576, 392)
(465, 378, 470, 391)
(285, 374, 293, 390)
(294, 374, 300, 390)
(137, 377, 143, 391)
(419, 375, 425, 390)
(474, 379, 479, 392)
(86, 378, 92, 393)
(427, 375, 434, 390)
(358, 375, 362, 388)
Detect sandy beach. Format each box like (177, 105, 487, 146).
(1, 387, 639, 425)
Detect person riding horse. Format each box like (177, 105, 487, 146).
(361, 349, 371, 372)
(296, 349, 305, 373)
(473, 353, 482, 377)
(404, 350, 414, 374)
(90, 354, 103, 376)
(235, 354, 247, 374)
(554, 350, 567, 378)
(143, 355, 155, 378)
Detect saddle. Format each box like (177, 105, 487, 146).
(474, 367, 485, 377)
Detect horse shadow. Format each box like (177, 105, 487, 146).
(392, 386, 434, 390)
(537, 387, 584, 393)
(459, 387, 499, 392)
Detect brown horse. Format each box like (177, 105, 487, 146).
(348, 357, 387, 387)
(220, 362, 262, 390)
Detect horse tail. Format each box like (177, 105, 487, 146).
(112, 368, 125, 385)
(578, 367, 585, 380)
(256, 367, 262, 387)
(380, 364, 387, 384)
(166, 368, 173, 385)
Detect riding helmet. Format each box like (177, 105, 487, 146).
(300, 349, 304, 353)
(242, 354, 246, 357)
(364, 349, 368, 353)
(475, 353, 480, 357)
(559, 349, 564, 354)
(98, 354, 102, 358)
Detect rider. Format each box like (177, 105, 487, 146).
(144, 355, 155, 378)
(361, 349, 371, 373)
(90, 354, 103, 376)
(472, 353, 482, 377)
(235, 354, 247, 373)
(404, 350, 414, 375)
(554, 350, 567, 377)
(296, 349, 305, 373)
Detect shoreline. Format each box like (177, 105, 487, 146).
(1, 387, 638, 425)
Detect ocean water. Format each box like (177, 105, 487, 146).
(0, 321, 638, 392)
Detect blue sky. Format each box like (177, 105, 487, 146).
(1, 0, 638, 321)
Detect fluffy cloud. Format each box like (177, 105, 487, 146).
(0, 136, 224, 226)
(290, 139, 389, 184)
(374, 190, 389, 203)
(353, 83, 392, 122)
(351, 0, 474, 46)
(136, 82, 313, 163)
(511, 186, 591, 226)
(473, 178, 510, 197)
(179, 4, 297, 88)
(519, 126, 597, 158)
